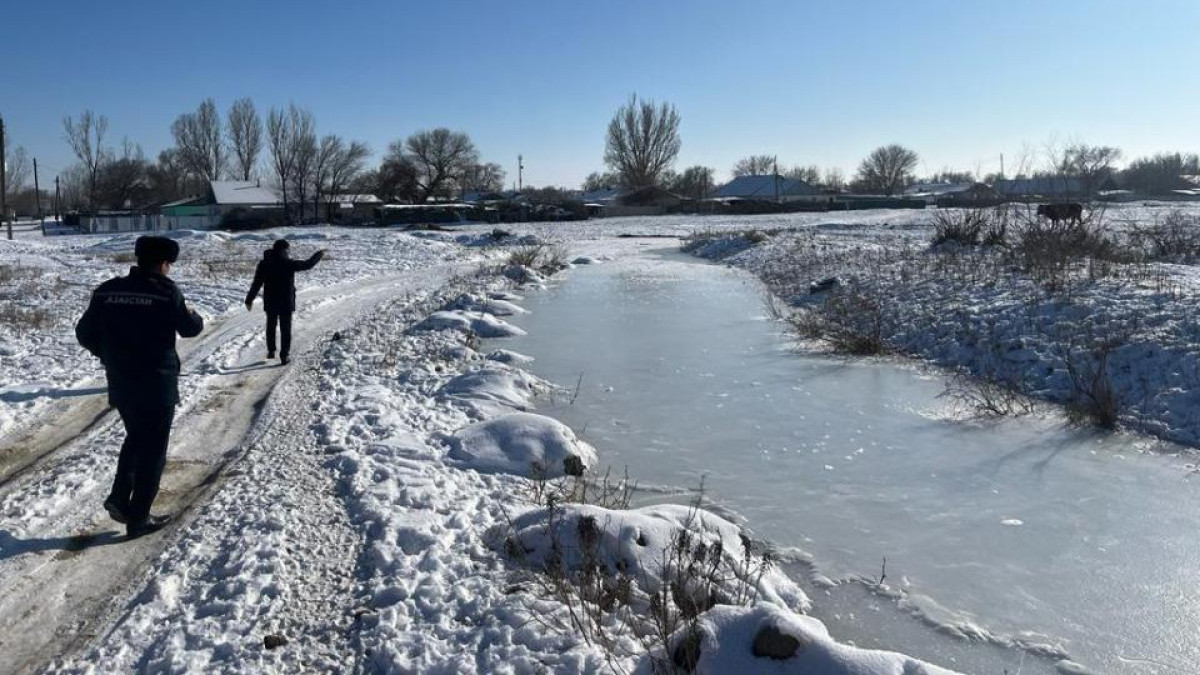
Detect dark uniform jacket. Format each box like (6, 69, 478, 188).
(245, 248, 324, 315)
(75, 267, 204, 408)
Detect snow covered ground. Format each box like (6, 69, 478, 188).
(2, 204, 1197, 674)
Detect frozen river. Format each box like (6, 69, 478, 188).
(493, 247, 1200, 675)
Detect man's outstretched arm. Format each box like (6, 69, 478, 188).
(290, 249, 325, 272)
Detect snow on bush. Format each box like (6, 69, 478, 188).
(447, 412, 597, 478)
(501, 502, 808, 612)
(437, 364, 545, 416)
(412, 309, 526, 338)
(503, 264, 545, 285)
(635, 603, 958, 675)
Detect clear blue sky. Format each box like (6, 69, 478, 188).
(4, 0, 1198, 187)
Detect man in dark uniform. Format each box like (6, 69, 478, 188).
(76, 236, 204, 538)
(244, 239, 325, 365)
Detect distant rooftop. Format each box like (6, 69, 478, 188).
(711, 175, 820, 199)
(210, 180, 282, 205)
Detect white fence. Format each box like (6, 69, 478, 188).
(80, 213, 221, 233)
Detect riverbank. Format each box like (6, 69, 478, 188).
(682, 208, 1200, 450)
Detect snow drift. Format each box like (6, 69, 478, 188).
(447, 412, 597, 478)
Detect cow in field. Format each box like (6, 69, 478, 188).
(1036, 202, 1083, 224)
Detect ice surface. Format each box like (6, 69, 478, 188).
(496, 249, 1200, 674)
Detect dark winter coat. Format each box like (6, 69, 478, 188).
(245, 248, 324, 315)
(75, 267, 205, 409)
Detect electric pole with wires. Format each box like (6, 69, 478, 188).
(1, 115, 8, 240)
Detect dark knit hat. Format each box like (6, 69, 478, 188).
(272, 239, 290, 252)
(134, 236, 180, 266)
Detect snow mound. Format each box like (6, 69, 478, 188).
(572, 256, 600, 265)
(503, 502, 808, 612)
(489, 291, 523, 302)
(438, 365, 544, 415)
(447, 293, 528, 316)
(412, 310, 526, 338)
(503, 265, 545, 285)
(442, 345, 479, 361)
(634, 603, 959, 675)
(487, 349, 534, 365)
(448, 412, 597, 477)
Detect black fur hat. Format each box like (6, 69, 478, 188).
(134, 236, 180, 266)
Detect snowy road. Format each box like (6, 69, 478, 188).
(0, 263, 459, 674)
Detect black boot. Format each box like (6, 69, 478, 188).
(104, 498, 129, 524)
(127, 513, 172, 539)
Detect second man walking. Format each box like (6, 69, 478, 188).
(245, 239, 325, 364)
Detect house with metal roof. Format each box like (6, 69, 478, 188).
(993, 177, 1083, 200)
(904, 182, 999, 206)
(710, 175, 822, 203)
(160, 180, 285, 229)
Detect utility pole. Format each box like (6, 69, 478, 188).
(34, 158, 43, 235)
(1, 115, 8, 240)
(54, 175, 61, 223)
(773, 155, 780, 204)
(999, 153, 1005, 179)
(517, 154, 524, 192)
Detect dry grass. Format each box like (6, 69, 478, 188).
(507, 244, 571, 275)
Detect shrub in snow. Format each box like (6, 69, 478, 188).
(572, 256, 600, 265)
(438, 365, 545, 416)
(503, 264, 544, 285)
(411, 310, 526, 338)
(502, 502, 807, 613)
(634, 603, 958, 675)
(447, 412, 597, 478)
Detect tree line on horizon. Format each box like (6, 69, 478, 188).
(2, 95, 1198, 218)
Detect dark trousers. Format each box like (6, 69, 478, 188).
(266, 311, 293, 359)
(109, 405, 175, 523)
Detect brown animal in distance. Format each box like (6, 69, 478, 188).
(1036, 202, 1084, 224)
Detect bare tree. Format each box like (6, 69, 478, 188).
(460, 162, 506, 196)
(375, 154, 421, 203)
(1058, 143, 1122, 195)
(1122, 152, 1200, 195)
(171, 98, 226, 181)
(855, 144, 919, 195)
(399, 128, 479, 201)
(62, 110, 110, 208)
(581, 171, 619, 192)
(97, 139, 149, 209)
(313, 135, 370, 220)
(2, 145, 30, 203)
(785, 164, 821, 185)
(147, 148, 198, 203)
(266, 104, 316, 222)
(732, 155, 776, 177)
(292, 123, 318, 221)
(227, 98, 262, 181)
(671, 165, 715, 199)
(603, 94, 681, 188)
(823, 167, 845, 191)
(59, 164, 91, 210)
